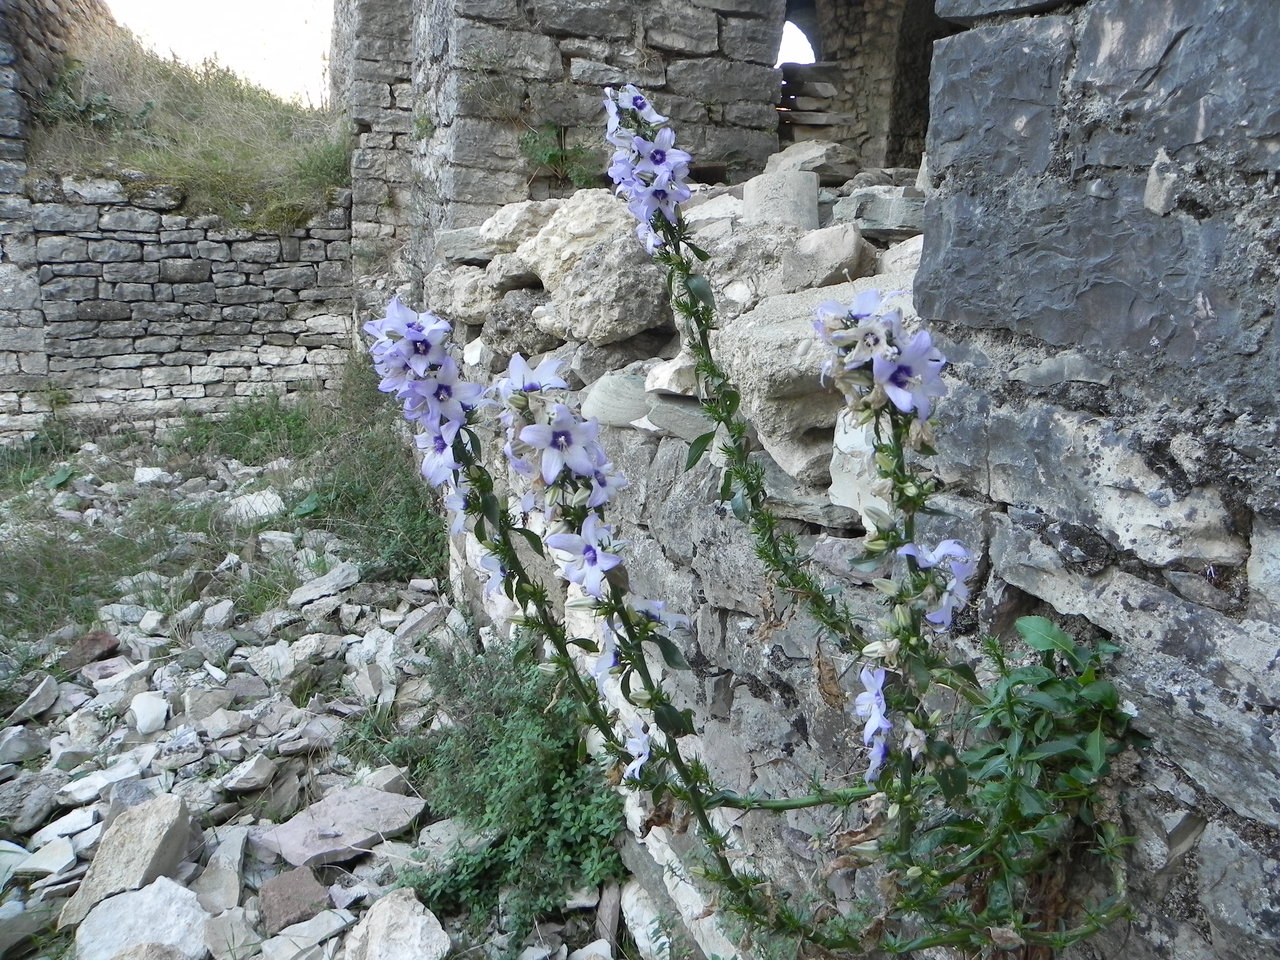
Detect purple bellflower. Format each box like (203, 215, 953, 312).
(854, 665, 892, 747)
(519, 403, 603, 486)
(623, 719, 651, 781)
(871, 323, 947, 420)
(545, 514, 623, 599)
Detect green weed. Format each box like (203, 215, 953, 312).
(398, 640, 625, 952)
(519, 125, 602, 188)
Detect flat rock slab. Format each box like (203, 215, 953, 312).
(59, 793, 191, 928)
(288, 562, 360, 608)
(262, 786, 425, 867)
(76, 877, 210, 960)
(261, 866, 330, 935)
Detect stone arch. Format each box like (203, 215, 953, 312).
(785, 0, 823, 60)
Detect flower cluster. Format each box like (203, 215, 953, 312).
(814, 289, 947, 421)
(365, 297, 486, 490)
(899, 538, 976, 630)
(603, 84, 693, 253)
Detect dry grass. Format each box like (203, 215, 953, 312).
(28, 27, 350, 230)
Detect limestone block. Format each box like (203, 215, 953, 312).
(780, 223, 874, 291)
(341, 888, 450, 960)
(61, 177, 127, 203)
(36, 236, 88, 262)
(741, 171, 819, 229)
(31, 203, 99, 230)
(927, 17, 1072, 176)
(59, 794, 191, 927)
(666, 58, 781, 102)
(448, 20, 561, 79)
(764, 139, 861, 186)
(646, 4, 718, 54)
(261, 786, 426, 867)
(100, 208, 162, 232)
(831, 186, 924, 239)
(476, 199, 563, 256)
(1248, 517, 1280, 624)
(77, 879, 210, 960)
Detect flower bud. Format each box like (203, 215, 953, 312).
(536, 662, 559, 676)
(629, 688, 654, 708)
(887, 803, 900, 820)
(893, 604, 912, 629)
(905, 865, 923, 879)
(864, 538, 888, 554)
(565, 593, 601, 612)
(871, 578, 899, 597)
(862, 504, 896, 531)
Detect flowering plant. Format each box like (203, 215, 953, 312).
(363, 87, 1142, 958)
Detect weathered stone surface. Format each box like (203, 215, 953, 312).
(927, 17, 1073, 176)
(780, 223, 874, 292)
(60, 793, 191, 927)
(581, 369, 650, 427)
(1074, 0, 1280, 170)
(341, 888, 450, 960)
(260, 909, 354, 960)
(225, 491, 286, 524)
(261, 867, 330, 935)
(741, 171, 818, 229)
(261, 786, 426, 866)
(448, 20, 560, 79)
(934, 0, 1075, 21)
(476, 199, 562, 256)
(992, 517, 1280, 828)
(764, 139, 861, 186)
(76, 878, 210, 960)
(7, 673, 57, 722)
(191, 825, 247, 914)
(206, 906, 264, 960)
(831, 186, 924, 239)
(288, 561, 360, 608)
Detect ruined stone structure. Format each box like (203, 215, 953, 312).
(0, 0, 354, 436)
(417, 1, 1277, 958)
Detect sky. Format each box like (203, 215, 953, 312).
(103, 2, 814, 105)
(104, 0, 334, 106)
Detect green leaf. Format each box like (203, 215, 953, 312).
(684, 274, 716, 309)
(651, 633, 690, 670)
(1024, 738, 1088, 762)
(1080, 679, 1119, 710)
(935, 765, 969, 804)
(512, 526, 546, 558)
(653, 703, 696, 738)
(1087, 722, 1106, 773)
(1015, 616, 1086, 671)
(43, 464, 74, 489)
(722, 389, 740, 418)
(686, 431, 716, 471)
(567, 636, 600, 653)
(729, 490, 748, 522)
(291, 491, 322, 517)
(685, 240, 711, 262)
(481, 493, 502, 533)
(718, 469, 734, 503)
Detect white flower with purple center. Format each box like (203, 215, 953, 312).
(926, 553, 977, 630)
(632, 128, 691, 180)
(416, 356, 486, 427)
(618, 83, 666, 124)
(623, 719, 651, 781)
(590, 623, 617, 698)
(897, 539, 969, 570)
(871, 324, 947, 420)
(854, 665, 892, 747)
(545, 514, 623, 599)
(587, 461, 628, 508)
(519, 403, 602, 486)
(494, 353, 568, 402)
(415, 419, 461, 488)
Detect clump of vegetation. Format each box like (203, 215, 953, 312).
(519, 124, 602, 188)
(167, 363, 447, 582)
(394, 640, 626, 952)
(29, 27, 350, 230)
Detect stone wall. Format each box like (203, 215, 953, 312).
(415, 0, 1280, 954)
(329, 0, 414, 271)
(915, 1, 1280, 957)
(0, 177, 353, 434)
(379, 0, 785, 265)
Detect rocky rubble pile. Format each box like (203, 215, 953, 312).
(0, 447, 625, 960)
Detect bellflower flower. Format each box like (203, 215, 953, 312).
(632, 128, 691, 179)
(587, 460, 628, 508)
(897, 539, 969, 570)
(545, 513, 623, 598)
(623, 719, 651, 781)
(519, 403, 603, 486)
(590, 623, 617, 698)
(414, 356, 487, 428)
(494, 353, 568, 402)
(628, 597, 690, 631)
(854, 665, 892, 747)
(442, 480, 470, 535)
(926, 553, 977, 630)
(604, 85, 692, 248)
(871, 322, 947, 420)
(865, 731, 889, 783)
(416, 419, 462, 488)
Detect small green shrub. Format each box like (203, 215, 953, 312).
(519, 125, 602, 188)
(398, 640, 625, 951)
(0, 419, 81, 492)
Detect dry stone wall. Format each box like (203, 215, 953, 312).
(414, 0, 1279, 953)
(915, 2, 1279, 957)
(1, 177, 354, 434)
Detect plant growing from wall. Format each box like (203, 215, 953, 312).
(361, 87, 1142, 958)
(518, 124, 602, 188)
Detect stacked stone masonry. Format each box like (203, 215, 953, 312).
(1, 177, 353, 435)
